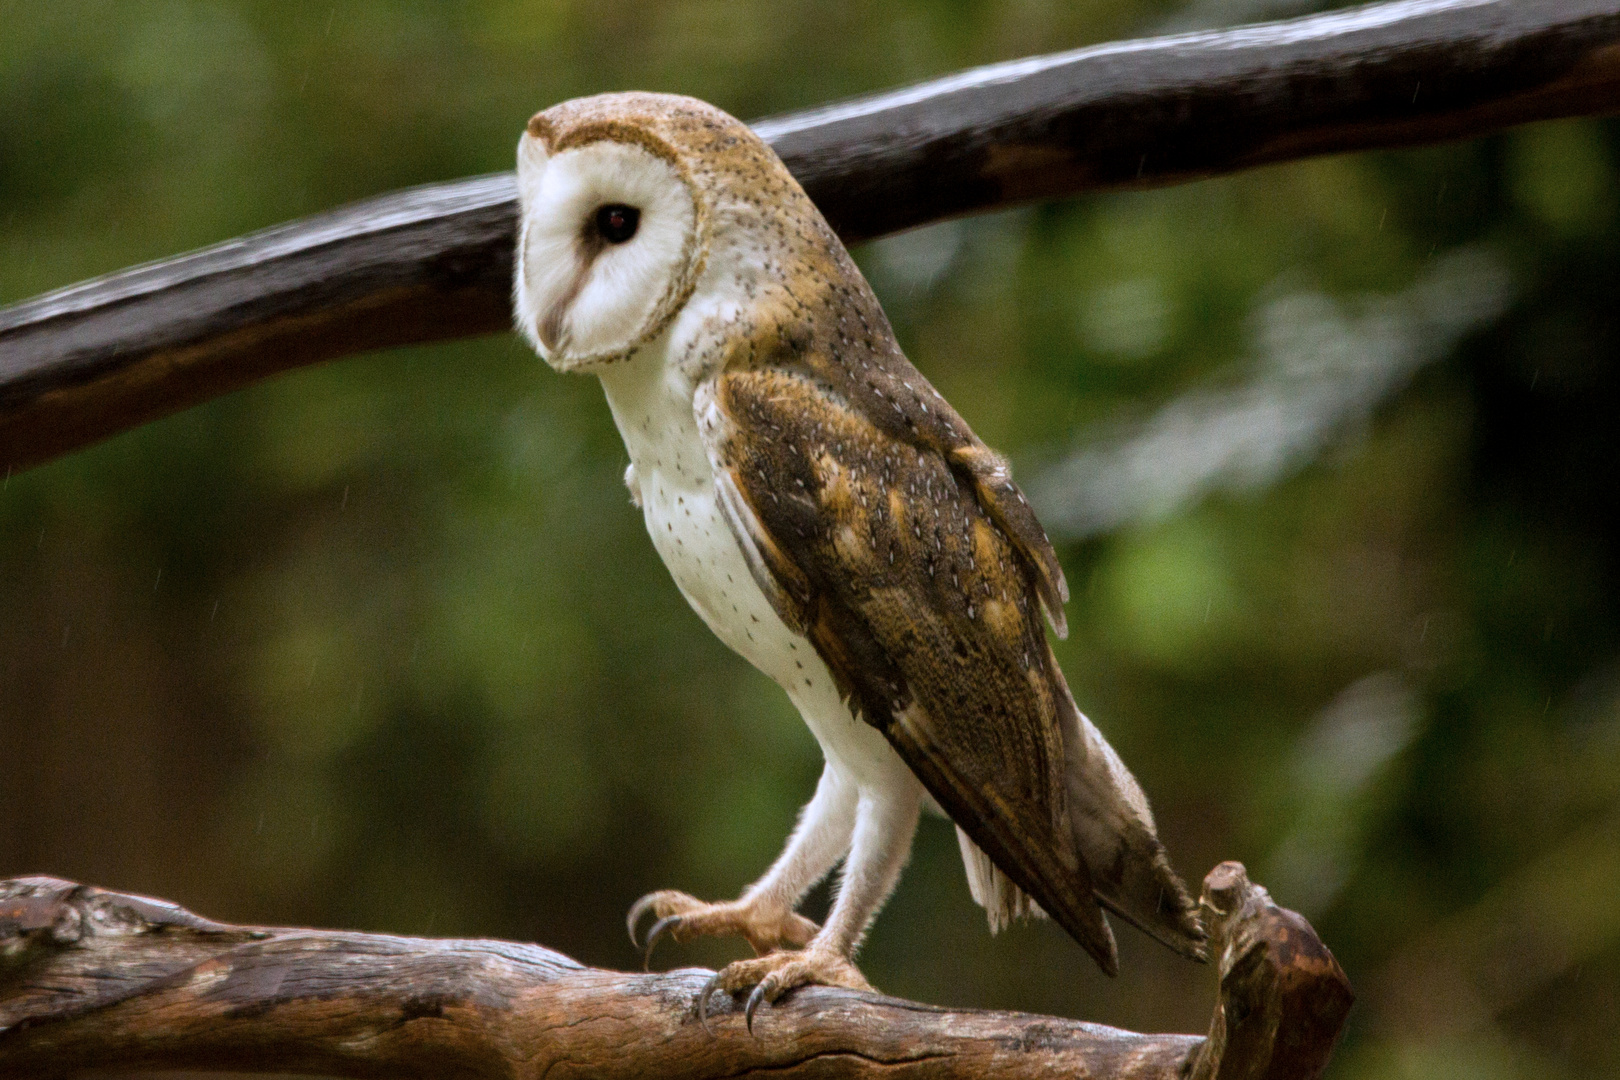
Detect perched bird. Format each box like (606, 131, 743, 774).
(513, 92, 1205, 1022)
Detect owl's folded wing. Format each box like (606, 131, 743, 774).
(697, 362, 1200, 973)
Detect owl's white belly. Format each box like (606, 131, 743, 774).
(596, 351, 911, 793)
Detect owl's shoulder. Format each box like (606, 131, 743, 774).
(706, 271, 1069, 636)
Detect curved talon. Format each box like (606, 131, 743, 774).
(696, 971, 726, 1036)
(643, 915, 682, 970)
(745, 983, 768, 1034)
(626, 893, 660, 948)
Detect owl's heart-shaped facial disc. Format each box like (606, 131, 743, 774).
(515, 132, 700, 371)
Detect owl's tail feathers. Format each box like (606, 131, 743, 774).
(952, 698, 1205, 966)
(956, 825, 1047, 933)
(954, 814, 1203, 966)
(952, 656, 1205, 969)
(1058, 685, 1208, 964)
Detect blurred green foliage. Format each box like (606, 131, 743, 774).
(3, 2, 1619, 1077)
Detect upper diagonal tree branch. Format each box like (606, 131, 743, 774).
(3, 0, 1619, 474)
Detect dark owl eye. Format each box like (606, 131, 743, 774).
(595, 204, 640, 244)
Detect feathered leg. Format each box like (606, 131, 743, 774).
(704, 782, 923, 1028)
(629, 762, 858, 962)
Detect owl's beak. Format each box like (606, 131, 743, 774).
(537, 308, 564, 354)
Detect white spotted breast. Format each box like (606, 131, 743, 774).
(596, 342, 807, 687)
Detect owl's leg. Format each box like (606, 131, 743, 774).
(702, 781, 924, 1029)
(629, 762, 857, 964)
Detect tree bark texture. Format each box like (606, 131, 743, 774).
(0, 862, 1350, 1079)
(2, 0, 1619, 474)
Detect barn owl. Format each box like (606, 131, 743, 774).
(513, 92, 1205, 1024)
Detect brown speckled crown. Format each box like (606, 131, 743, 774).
(526, 91, 814, 228)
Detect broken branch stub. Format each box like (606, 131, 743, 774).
(1191, 861, 1354, 1080)
(0, 863, 1349, 1079)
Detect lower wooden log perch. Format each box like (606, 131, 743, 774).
(0, 862, 1350, 1079)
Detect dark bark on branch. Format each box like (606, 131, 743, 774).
(4, 0, 1619, 474)
(0, 863, 1350, 1080)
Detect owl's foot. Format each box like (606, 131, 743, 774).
(627, 890, 818, 967)
(697, 947, 874, 1033)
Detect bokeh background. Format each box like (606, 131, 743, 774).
(3, 1, 1618, 1077)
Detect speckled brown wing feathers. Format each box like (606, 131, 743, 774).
(705, 362, 1128, 970)
(761, 273, 1072, 643)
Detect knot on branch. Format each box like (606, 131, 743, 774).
(1, 877, 257, 954)
(1192, 862, 1354, 1080)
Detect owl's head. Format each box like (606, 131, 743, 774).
(517, 92, 768, 372)
(515, 93, 830, 372)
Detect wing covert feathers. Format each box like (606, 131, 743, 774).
(950, 444, 1070, 640)
(700, 319, 1201, 972)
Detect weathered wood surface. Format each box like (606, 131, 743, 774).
(0, 863, 1349, 1079)
(2, 0, 1619, 475)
